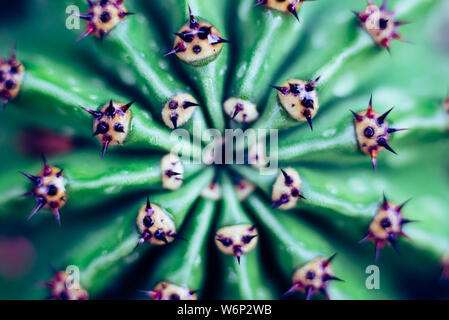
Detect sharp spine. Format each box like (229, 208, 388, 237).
(397, 199, 411, 212)
(282, 284, 299, 298)
(254, 0, 267, 7)
(270, 85, 289, 95)
(121, 100, 135, 112)
(77, 25, 95, 41)
(322, 274, 343, 282)
(27, 198, 46, 221)
(234, 246, 242, 264)
(145, 196, 155, 215)
(170, 114, 178, 129)
(281, 169, 293, 185)
(377, 138, 397, 155)
(164, 43, 186, 57)
(305, 286, 313, 300)
(350, 110, 363, 122)
(188, 6, 199, 29)
(80, 106, 102, 118)
(101, 138, 110, 159)
(18, 171, 41, 185)
(322, 253, 337, 267)
(370, 149, 377, 172)
(183, 101, 199, 108)
(377, 107, 394, 125)
(304, 111, 313, 131)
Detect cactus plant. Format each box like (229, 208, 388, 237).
(0, 0, 449, 301)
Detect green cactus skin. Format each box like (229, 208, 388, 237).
(233, 138, 449, 279)
(7, 55, 201, 159)
(244, 195, 403, 299)
(214, 172, 274, 300)
(7, 169, 213, 300)
(224, 0, 314, 108)
(1, 0, 449, 301)
(62, 0, 210, 138)
(276, 94, 446, 164)
(138, 198, 216, 300)
(150, 0, 230, 132)
(250, 0, 434, 136)
(0, 152, 204, 222)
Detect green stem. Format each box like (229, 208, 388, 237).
(245, 194, 403, 299)
(140, 198, 217, 297)
(215, 172, 274, 299)
(150, 0, 229, 132)
(226, 0, 315, 104)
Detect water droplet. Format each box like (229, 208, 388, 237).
(237, 63, 247, 79)
(158, 60, 168, 70)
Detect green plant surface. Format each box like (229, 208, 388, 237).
(275, 92, 446, 164)
(252, 0, 438, 133)
(244, 194, 403, 299)
(0, 152, 204, 221)
(214, 172, 274, 300)
(138, 198, 216, 299)
(0, 167, 213, 299)
(148, 0, 230, 132)
(62, 0, 209, 139)
(0, 0, 448, 301)
(232, 137, 449, 267)
(224, 0, 318, 106)
(6, 54, 201, 159)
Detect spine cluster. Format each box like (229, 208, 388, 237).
(284, 255, 342, 300)
(165, 7, 229, 65)
(215, 224, 258, 264)
(354, 0, 406, 52)
(142, 282, 197, 300)
(271, 168, 305, 210)
(19, 155, 66, 226)
(272, 77, 320, 130)
(351, 95, 405, 171)
(360, 195, 414, 261)
(0, 48, 24, 108)
(78, 0, 132, 40)
(135, 197, 180, 247)
(81, 100, 133, 158)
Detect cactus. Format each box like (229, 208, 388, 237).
(0, 0, 449, 301)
